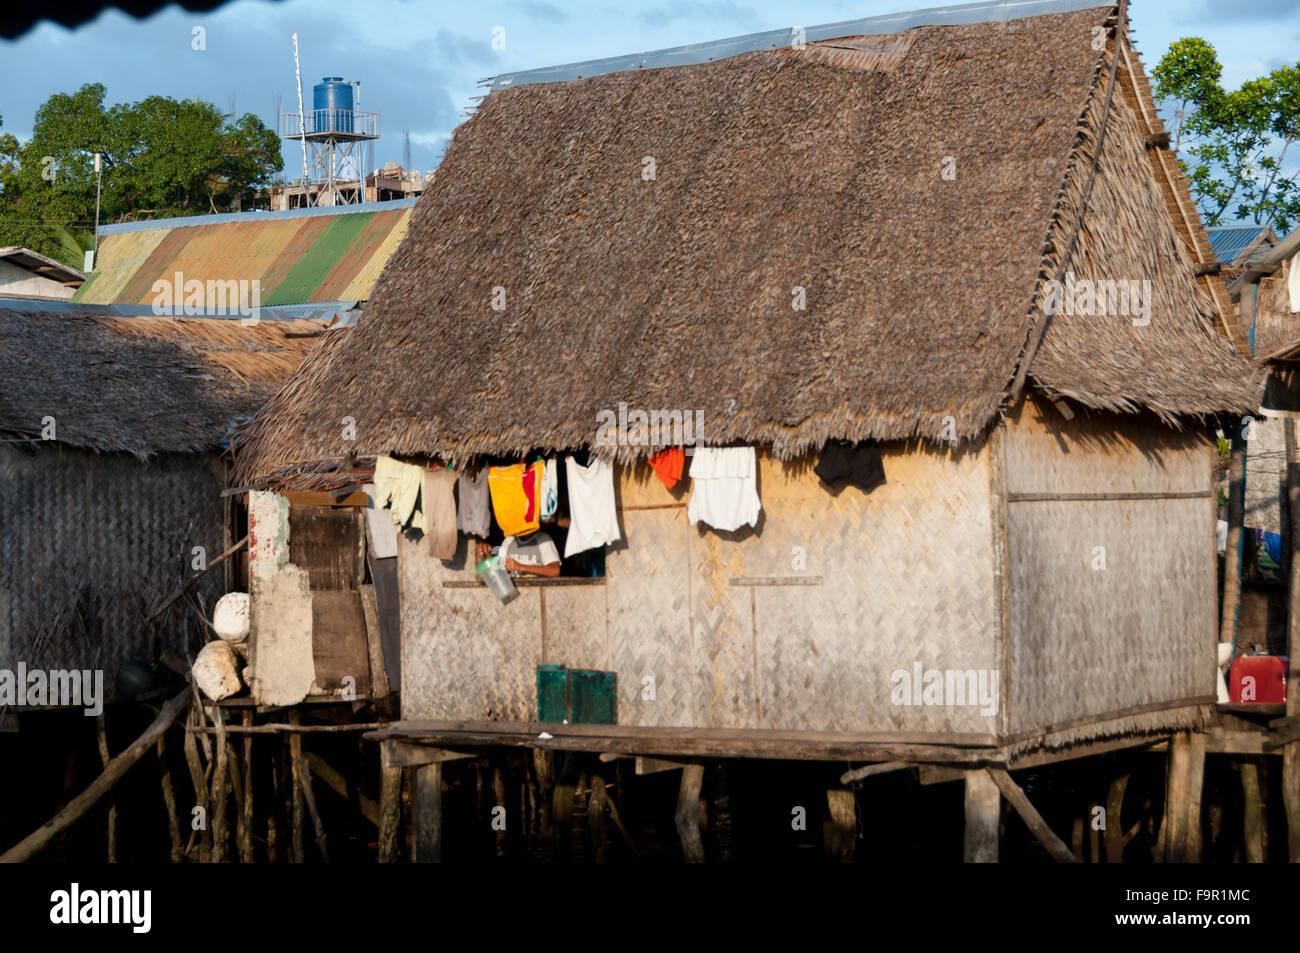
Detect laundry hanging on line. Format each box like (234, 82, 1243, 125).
(457, 467, 492, 538)
(687, 446, 761, 532)
(489, 460, 544, 537)
(422, 467, 459, 560)
(814, 439, 885, 492)
(372, 454, 426, 531)
(564, 456, 621, 557)
(648, 447, 685, 489)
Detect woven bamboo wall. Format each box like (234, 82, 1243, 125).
(0, 445, 224, 694)
(400, 444, 1001, 736)
(1002, 398, 1216, 736)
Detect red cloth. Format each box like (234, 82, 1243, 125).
(648, 448, 685, 490)
(521, 461, 540, 523)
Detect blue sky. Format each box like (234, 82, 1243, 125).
(2, 0, 1299, 178)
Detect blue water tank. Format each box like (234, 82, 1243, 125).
(312, 77, 354, 134)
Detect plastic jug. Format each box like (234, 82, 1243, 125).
(476, 554, 517, 603)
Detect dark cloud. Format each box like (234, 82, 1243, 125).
(507, 0, 570, 23)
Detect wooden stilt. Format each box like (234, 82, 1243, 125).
(825, 789, 856, 862)
(1162, 732, 1204, 862)
(986, 767, 1079, 863)
(240, 711, 254, 862)
(211, 707, 229, 863)
(1242, 761, 1265, 863)
(288, 712, 327, 862)
(157, 734, 183, 863)
(534, 749, 554, 848)
(1086, 802, 1101, 862)
(96, 713, 117, 862)
(182, 701, 211, 863)
(1104, 773, 1129, 862)
(267, 739, 281, 863)
(1186, 734, 1206, 862)
(289, 732, 304, 863)
(964, 769, 1000, 863)
(552, 781, 576, 861)
(492, 762, 507, 858)
(378, 757, 402, 863)
(414, 762, 443, 862)
(1221, 429, 1247, 645)
(675, 763, 705, 863)
(589, 775, 611, 863)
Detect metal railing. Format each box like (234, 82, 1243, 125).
(279, 109, 380, 138)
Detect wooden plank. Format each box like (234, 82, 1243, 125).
(309, 590, 371, 696)
(305, 752, 380, 826)
(442, 576, 606, 588)
(841, 762, 915, 784)
(635, 756, 688, 775)
(1007, 490, 1212, 503)
(360, 584, 389, 698)
(963, 770, 1000, 863)
(413, 763, 442, 863)
(1204, 727, 1275, 755)
(675, 763, 705, 863)
(381, 741, 479, 769)
(368, 555, 401, 689)
(729, 576, 824, 587)
(289, 505, 363, 589)
(986, 767, 1080, 863)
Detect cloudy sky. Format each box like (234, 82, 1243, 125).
(2, 0, 1299, 178)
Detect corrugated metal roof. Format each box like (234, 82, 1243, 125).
(485, 0, 1108, 90)
(73, 201, 414, 308)
(1206, 225, 1274, 266)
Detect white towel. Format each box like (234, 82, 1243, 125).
(1288, 257, 1300, 314)
(564, 457, 621, 557)
(540, 458, 558, 520)
(688, 446, 761, 532)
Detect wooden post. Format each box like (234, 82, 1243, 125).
(963, 770, 1000, 863)
(825, 789, 856, 862)
(534, 749, 554, 847)
(157, 734, 183, 863)
(379, 757, 402, 863)
(95, 713, 117, 862)
(492, 762, 507, 858)
(1242, 761, 1265, 863)
(182, 701, 211, 863)
(1104, 773, 1129, 863)
(1221, 427, 1247, 645)
(267, 740, 282, 863)
(1284, 418, 1300, 861)
(1164, 732, 1188, 861)
(675, 764, 705, 863)
(288, 710, 327, 862)
(211, 707, 229, 863)
(289, 727, 304, 863)
(414, 763, 443, 862)
(240, 710, 254, 863)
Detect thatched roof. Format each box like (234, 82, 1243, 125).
(233, 1, 1260, 485)
(1, 307, 323, 457)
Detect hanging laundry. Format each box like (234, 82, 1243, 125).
(688, 446, 761, 532)
(373, 454, 425, 531)
(814, 440, 885, 492)
(564, 456, 621, 557)
(648, 447, 685, 490)
(422, 468, 459, 560)
(457, 467, 492, 538)
(361, 483, 398, 559)
(540, 458, 559, 520)
(489, 461, 543, 537)
(1289, 257, 1300, 314)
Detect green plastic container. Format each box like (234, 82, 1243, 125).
(569, 669, 617, 725)
(536, 664, 568, 723)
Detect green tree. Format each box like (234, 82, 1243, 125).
(0, 84, 282, 267)
(1155, 38, 1300, 233)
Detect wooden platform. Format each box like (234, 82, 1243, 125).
(366, 720, 1002, 764)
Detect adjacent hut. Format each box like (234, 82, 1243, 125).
(0, 306, 321, 697)
(233, 0, 1262, 859)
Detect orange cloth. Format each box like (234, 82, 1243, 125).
(648, 447, 685, 490)
(488, 461, 543, 537)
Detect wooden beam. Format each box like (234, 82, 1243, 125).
(841, 761, 915, 784)
(985, 768, 1080, 863)
(825, 790, 856, 862)
(1145, 130, 1171, 149)
(305, 752, 379, 826)
(1192, 261, 1222, 277)
(382, 741, 479, 769)
(1221, 431, 1247, 645)
(1285, 418, 1300, 861)
(964, 770, 1000, 863)
(378, 760, 402, 862)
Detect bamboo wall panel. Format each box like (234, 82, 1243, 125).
(1003, 395, 1211, 496)
(400, 446, 999, 735)
(1006, 496, 1215, 733)
(0, 446, 224, 696)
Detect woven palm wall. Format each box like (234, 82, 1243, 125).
(400, 443, 1001, 737)
(0, 445, 224, 694)
(1001, 398, 1217, 738)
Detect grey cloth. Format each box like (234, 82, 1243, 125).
(457, 468, 492, 537)
(362, 483, 398, 559)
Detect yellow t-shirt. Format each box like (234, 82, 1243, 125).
(488, 461, 543, 537)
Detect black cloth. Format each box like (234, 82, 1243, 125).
(814, 440, 885, 491)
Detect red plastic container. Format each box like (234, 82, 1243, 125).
(1228, 655, 1289, 704)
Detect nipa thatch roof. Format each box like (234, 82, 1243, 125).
(1, 308, 323, 458)
(233, 1, 1261, 486)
